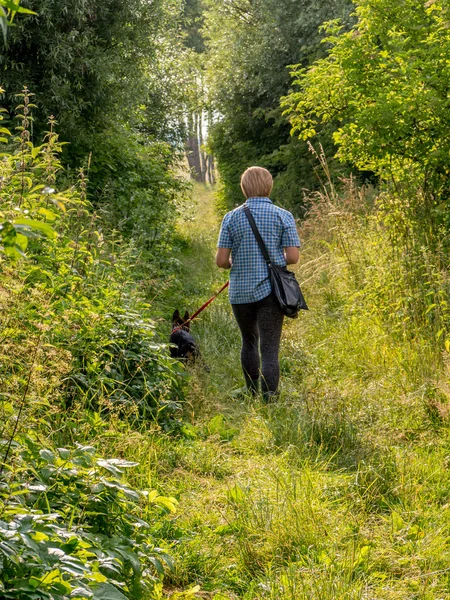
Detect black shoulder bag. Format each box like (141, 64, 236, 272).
(243, 204, 308, 318)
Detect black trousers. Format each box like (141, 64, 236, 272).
(232, 292, 284, 395)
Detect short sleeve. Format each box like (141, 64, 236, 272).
(281, 212, 301, 248)
(217, 213, 232, 248)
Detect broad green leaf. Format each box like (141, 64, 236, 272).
(37, 207, 58, 221)
(58, 448, 71, 460)
(1, 0, 37, 15)
(13, 218, 56, 239)
(90, 571, 107, 583)
(152, 495, 178, 512)
(15, 232, 28, 252)
(39, 448, 55, 463)
(3, 244, 23, 259)
(50, 196, 67, 211)
(227, 484, 245, 504)
(92, 583, 128, 600)
(148, 489, 158, 502)
(71, 587, 94, 598)
(37, 569, 62, 585)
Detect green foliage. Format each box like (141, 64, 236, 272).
(1, 0, 172, 139)
(284, 0, 450, 215)
(65, 305, 185, 420)
(182, 0, 205, 54)
(88, 127, 187, 255)
(0, 0, 189, 221)
(9, 1, 450, 598)
(0, 87, 187, 599)
(204, 0, 352, 212)
(0, 438, 176, 599)
(0, 87, 186, 422)
(0, 87, 60, 259)
(0, 0, 36, 44)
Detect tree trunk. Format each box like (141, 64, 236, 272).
(198, 111, 207, 183)
(207, 154, 215, 185)
(185, 111, 203, 182)
(206, 109, 215, 184)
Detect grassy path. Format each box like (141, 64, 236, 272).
(113, 184, 450, 599)
(152, 184, 349, 598)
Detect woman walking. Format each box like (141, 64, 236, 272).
(216, 166, 300, 402)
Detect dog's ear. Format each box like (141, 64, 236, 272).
(183, 311, 190, 330)
(172, 309, 181, 323)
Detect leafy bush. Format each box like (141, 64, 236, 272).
(0, 87, 186, 424)
(87, 126, 188, 256)
(0, 0, 190, 233)
(0, 85, 192, 599)
(283, 0, 450, 224)
(64, 304, 186, 420)
(0, 0, 181, 148)
(0, 438, 177, 599)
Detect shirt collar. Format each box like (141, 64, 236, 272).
(246, 196, 273, 204)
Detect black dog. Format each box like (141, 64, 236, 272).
(169, 310, 198, 361)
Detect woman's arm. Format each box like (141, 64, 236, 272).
(284, 246, 299, 265)
(281, 211, 301, 265)
(216, 248, 232, 269)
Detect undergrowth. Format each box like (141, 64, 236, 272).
(3, 88, 450, 600)
(0, 88, 190, 599)
(137, 173, 450, 599)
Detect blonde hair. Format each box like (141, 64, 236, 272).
(240, 166, 273, 198)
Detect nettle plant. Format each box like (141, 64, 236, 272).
(0, 439, 177, 599)
(0, 86, 185, 421)
(0, 87, 63, 258)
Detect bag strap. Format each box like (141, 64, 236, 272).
(243, 204, 271, 265)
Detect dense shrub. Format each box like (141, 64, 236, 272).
(0, 0, 179, 146)
(0, 0, 189, 230)
(0, 88, 186, 423)
(87, 127, 187, 254)
(284, 0, 450, 230)
(64, 304, 185, 419)
(0, 438, 177, 599)
(0, 86, 187, 599)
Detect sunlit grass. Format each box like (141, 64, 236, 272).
(144, 183, 450, 599)
(5, 181, 450, 599)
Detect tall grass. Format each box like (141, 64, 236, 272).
(152, 176, 450, 598)
(4, 154, 450, 598)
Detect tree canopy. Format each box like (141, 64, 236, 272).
(284, 0, 450, 204)
(203, 0, 353, 211)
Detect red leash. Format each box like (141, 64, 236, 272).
(172, 281, 230, 334)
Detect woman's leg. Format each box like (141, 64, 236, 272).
(256, 293, 284, 399)
(231, 302, 260, 393)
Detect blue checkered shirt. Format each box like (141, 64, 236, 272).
(217, 197, 301, 304)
